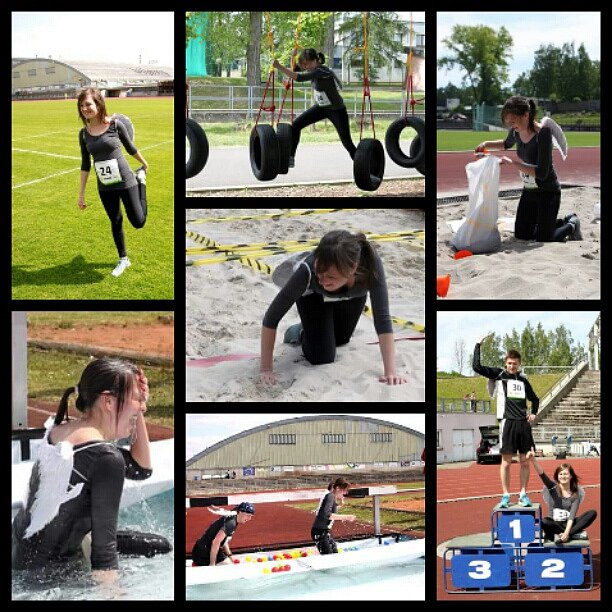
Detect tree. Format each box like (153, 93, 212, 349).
(438, 24, 513, 105)
(246, 12, 262, 87)
(337, 12, 407, 83)
(453, 338, 466, 375)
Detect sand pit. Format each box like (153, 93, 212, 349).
(186, 209, 425, 402)
(437, 187, 600, 300)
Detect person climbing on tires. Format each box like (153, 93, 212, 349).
(475, 95, 582, 243)
(273, 48, 356, 167)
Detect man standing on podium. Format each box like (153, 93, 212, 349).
(473, 334, 540, 508)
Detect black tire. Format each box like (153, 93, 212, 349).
(410, 135, 426, 177)
(250, 125, 280, 181)
(186, 118, 209, 179)
(384, 116, 425, 168)
(353, 138, 385, 192)
(276, 123, 293, 175)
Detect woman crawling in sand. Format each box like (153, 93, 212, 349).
(260, 230, 407, 386)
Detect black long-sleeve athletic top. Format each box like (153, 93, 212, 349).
(504, 126, 560, 192)
(296, 66, 345, 110)
(263, 252, 393, 335)
(13, 440, 151, 570)
(80, 118, 138, 191)
(472, 342, 540, 420)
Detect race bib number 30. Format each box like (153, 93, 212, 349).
(507, 380, 525, 399)
(94, 158, 122, 185)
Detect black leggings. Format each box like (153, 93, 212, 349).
(540, 510, 597, 541)
(99, 183, 147, 258)
(311, 527, 337, 555)
(514, 189, 573, 242)
(296, 292, 366, 365)
(291, 105, 357, 160)
(116, 529, 172, 557)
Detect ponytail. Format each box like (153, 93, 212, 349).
(527, 98, 537, 131)
(317, 52, 326, 65)
(55, 387, 76, 425)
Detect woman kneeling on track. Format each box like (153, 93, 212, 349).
(527, 451, 597, 543)
(475, 95, 582, 243)
(260, 230, 407, 386)
(312, 478, 356, 555)
(77, 88, 149, 278)
(12, 358, 171, 582)
(191, 502, 255, 566)
(273, 48, 356, 167)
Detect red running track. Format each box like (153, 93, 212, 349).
(437, 147, 600, 196)
(437, 458, 600, 600)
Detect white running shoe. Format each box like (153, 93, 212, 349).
(135, 166, 146, 185)
(111, 257, 131, 277)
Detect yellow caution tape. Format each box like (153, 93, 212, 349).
(186, 209, 360, 224)
(363, 305, 425, 333)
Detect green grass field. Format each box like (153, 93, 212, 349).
(12, 97, 174, 299)
(437, 373, 565, 412)
(437, 129, 600, 152)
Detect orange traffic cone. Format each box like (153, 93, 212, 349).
(454, 250, 473, 260)
(437, 275, 451, 297)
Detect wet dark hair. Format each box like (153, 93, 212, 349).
(506, 349, 522, 362)
(313, 230, 378, 289)
(554, 463, 580, 496)
(298, 48, 325, 68)
(501, 95, 537, 131)
(54, 357, 139, 426)
(77, 87, 107, 126)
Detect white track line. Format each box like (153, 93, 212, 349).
(12, 148, 81, 160)
(12, 140, 173, 190)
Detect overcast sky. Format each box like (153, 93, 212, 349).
(437, 311, 599, 373)
(437, 12, 600, 88)
(186, 413, 425, 461)
(12, 12, 174, 66)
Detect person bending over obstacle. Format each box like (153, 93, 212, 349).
(312, 478, 356, 555)
(475, 95, 582, 243)
(260, 230, 407, 386)
(526, 451, 597, 542)
(473, 335, 540, 508)
(12, 359, 170, 582)
(77, 88, 149, 278)
(273, 48, 356, 167)
(191, 502, 255, 566)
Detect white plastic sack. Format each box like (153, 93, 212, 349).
(451, 155, 501, 254)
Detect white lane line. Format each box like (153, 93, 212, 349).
(12, 148, 81, 160)
(12, 139, 173, 190)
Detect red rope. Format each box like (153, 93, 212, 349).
(255, 70, 276, 127)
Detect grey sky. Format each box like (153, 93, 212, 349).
(12, 12, 174, 66)
(437, 311, 599, 373)
(437, 12, 600, 88)
(186, 413, 425, 461)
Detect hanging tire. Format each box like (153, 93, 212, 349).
(186, 118, 209, 179)
(410, 135, 426, 177)
(250, 125, 280, 181)
(276, 123, 293, 175)
(353, 138, 385, 192)
(384, 116, 425, 168)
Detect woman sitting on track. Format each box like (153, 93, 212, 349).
(475, 95, 582, 243)
(526, 451, 597, 542)
(273, 48, 356, 167)
(312, 478, 355, 555)
(260, 230, 407, 386)
(77, 88, 149, 277)
(12, 358, 170, 582)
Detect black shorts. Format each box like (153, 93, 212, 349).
(500, 418, 535, 455)
(191, 541, 228, 567)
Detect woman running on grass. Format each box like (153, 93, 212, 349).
(475, 95, 582, 243)
(273, 48, 356, 166)
(77, 88, 148, 277)
(260, 230, 407, 386)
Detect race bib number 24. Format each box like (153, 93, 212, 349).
(94, 158, 122, 185)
